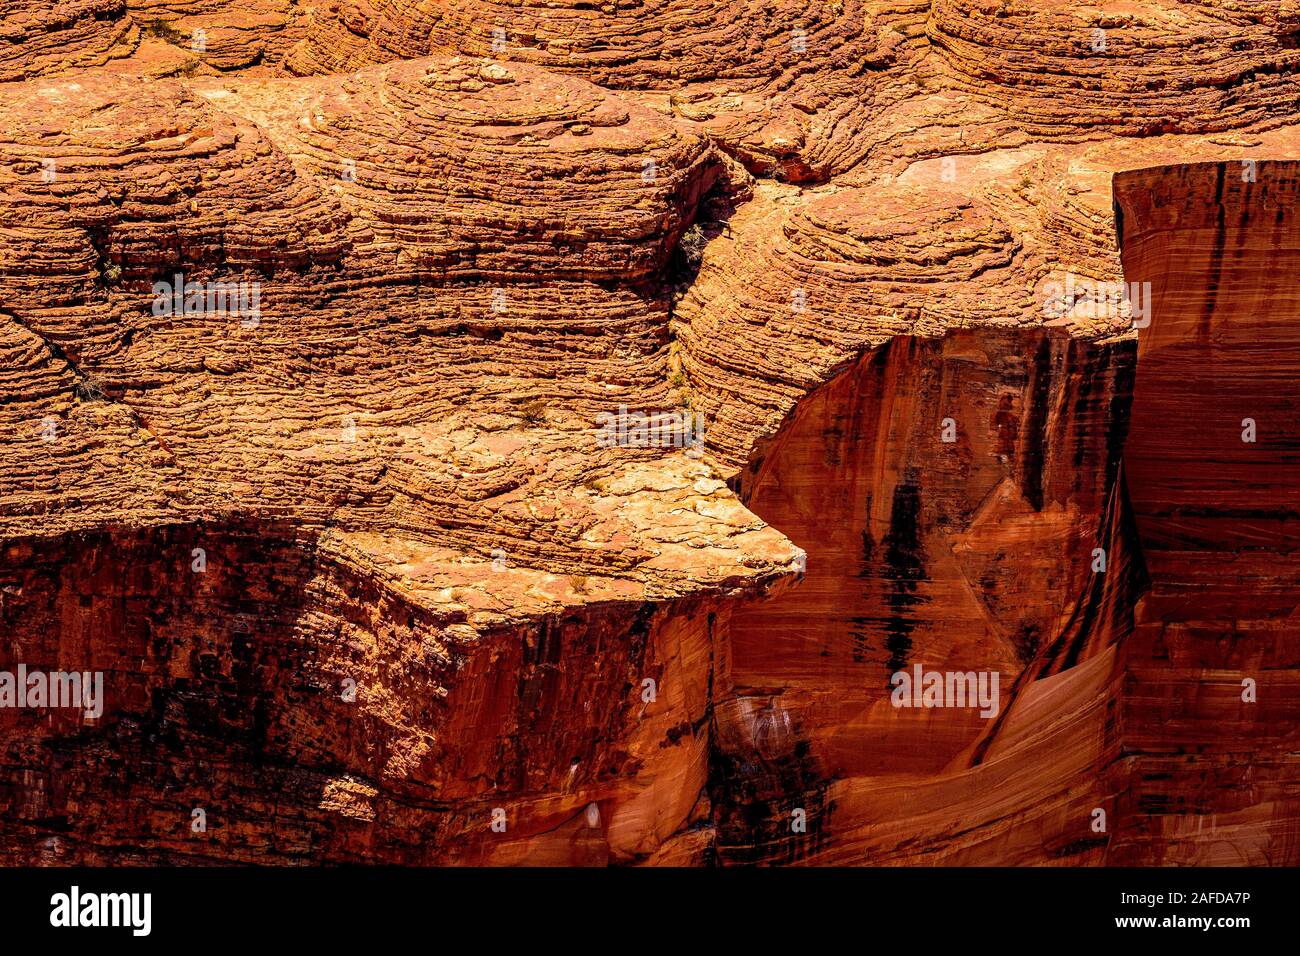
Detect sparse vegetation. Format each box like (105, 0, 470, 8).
(75, 378, 108, 403)
(144, 18, 187, 45)
(519, 399, 547, 426)
(677, 223, 707, 271)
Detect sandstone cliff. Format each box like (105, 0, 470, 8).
(1, 1, 1298, 866)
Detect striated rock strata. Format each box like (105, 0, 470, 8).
(1, 2, 1299, 866)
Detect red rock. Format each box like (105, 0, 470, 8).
(1, 2, 1299, 868)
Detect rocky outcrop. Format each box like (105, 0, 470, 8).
(0, 521, 794, 863)
(281, 0, 934, 181)
(0, 0, 135, 81)
(0, 61, 720, 537)
(0, 58, 800, 863)
(280, 0, 1300, 183)
(926, 0, 1300, 139)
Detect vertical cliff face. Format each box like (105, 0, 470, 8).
(0, 523, 790, 864)
(1106, 162, 1300, 864)
(725, 329, 1131, 765)
(705, 160, 1300, 866)
(710, 329, 1134, 863)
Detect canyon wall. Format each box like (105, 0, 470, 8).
(711, 329, 1133, 864)
(0, 54, 800, 864)
(705, 160, 1300, 866)
(2, 3, 1300, 866)
(0, 523, 777, 864)
(1106, 162, 1300, 864)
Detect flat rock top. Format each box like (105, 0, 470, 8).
(3, 0, 1300, 632)
(0, 50, 800, 631)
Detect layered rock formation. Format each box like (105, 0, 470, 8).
(0, 59, 798, 863)
(1, 1, 1299, 866)
(0, 0, 134, 81)
(1105, 161, 1300, 864)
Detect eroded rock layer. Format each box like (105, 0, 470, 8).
(0, 523, 780, 863)
(0, 55, 799, 863)
(0, 0, 134, 82)
(1106, 162, 1300, 864)
(280, 0, 1300, 183)
(717, 160, 1300, 867)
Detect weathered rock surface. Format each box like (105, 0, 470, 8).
(0, 59, 798, 863)
(280, 0, 1300, 182)
(0, 0, 134, 81)
(1, 2, 1299, 867)
(745, 156, 1300, 866)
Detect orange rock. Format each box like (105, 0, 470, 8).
(2, 1, 1300, 868)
